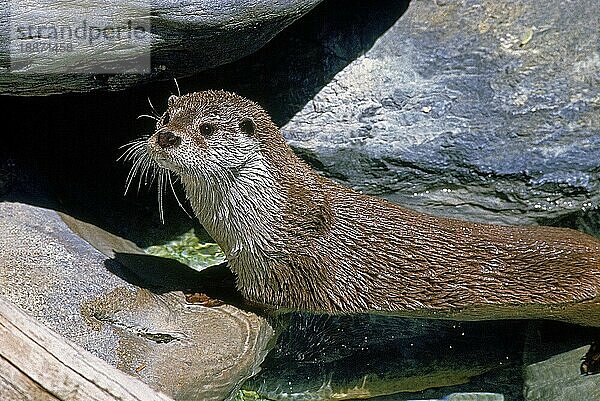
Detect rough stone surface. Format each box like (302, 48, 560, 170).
(0, 201, 273, 401)
(283, 0, 600, 226)
(0, 0, 321, 95)
(0, 202, 127, 359)
(524, 345, 600, 401)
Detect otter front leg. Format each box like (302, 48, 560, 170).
(185, 292, 225, 307)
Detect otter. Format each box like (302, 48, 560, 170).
(123, 90, 600, 332)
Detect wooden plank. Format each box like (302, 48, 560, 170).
(0, 295, 174, 401)
(0, 355, 58, 401)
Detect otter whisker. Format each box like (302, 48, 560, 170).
(174, 78, 181, 97)
(144, 162, 156, 187)
(117, 141, 146, 162)
(137, 114, 159, 121)
(147, 97, 159, 117)
(124, 169, 139, 195)
(120, 134, 191, 225)
(124, 150, 144, 181)
(124, 150, 150, 195)
(118, 138, 145, 150)
(138, 158, 154, 193)
(147, 163, 159, 187)
(124, 163, 143, 195)
(168, 171, 193, 219)
(122, 147, 177, 225)
(157, 168, 166, 224)
(117, 139, 145, 156)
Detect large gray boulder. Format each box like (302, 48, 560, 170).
(525, 345, 600, 401)
(0, 201, 273, 401)
(0, 0, 321, 95)
(283, 0, 600, 226)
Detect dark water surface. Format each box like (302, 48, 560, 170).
(243, 314, 599, 401)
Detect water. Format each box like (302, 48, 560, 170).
(240, 314, 599, 401)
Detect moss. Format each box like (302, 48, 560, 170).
(243, 368, 492, 401)
(144, 228, 226, 271)
(234, 390, 268, 401)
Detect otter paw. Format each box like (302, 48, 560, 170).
(184, 292, 225, 307)
(581, 342, 600, 375)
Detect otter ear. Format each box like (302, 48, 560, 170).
(239, 117, 256, 136)
(168, 95, 178, 107)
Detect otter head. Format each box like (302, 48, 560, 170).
(146, 90, 273, 181)
(122, 90, 289, 226)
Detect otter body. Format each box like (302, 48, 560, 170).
(133, 90, 600, 326)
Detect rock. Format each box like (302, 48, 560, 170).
(524, 345, 600, 401)
(0, 0, 321, 95)
(0, 202, 273, 401)
(282, 0, 600, 226)
(408, 394, 504, 401)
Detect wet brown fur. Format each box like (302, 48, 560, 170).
(146, 90, 600, 327)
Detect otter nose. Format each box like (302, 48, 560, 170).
(157, 131, 181, 149)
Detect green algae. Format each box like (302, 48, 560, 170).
(242, 367, 493, 401)
(235, 390, 269, 401)
(144, 228, 225, 271)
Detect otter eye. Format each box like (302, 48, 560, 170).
(200, 123, 215, 136)
(162, 111, 170, 125)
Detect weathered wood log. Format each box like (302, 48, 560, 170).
(0, 294, 174, 401)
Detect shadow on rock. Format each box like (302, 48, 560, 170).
(105, 253, 252, 310)
(180, 0, 412, 126)
(0, 0, 412, 251)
